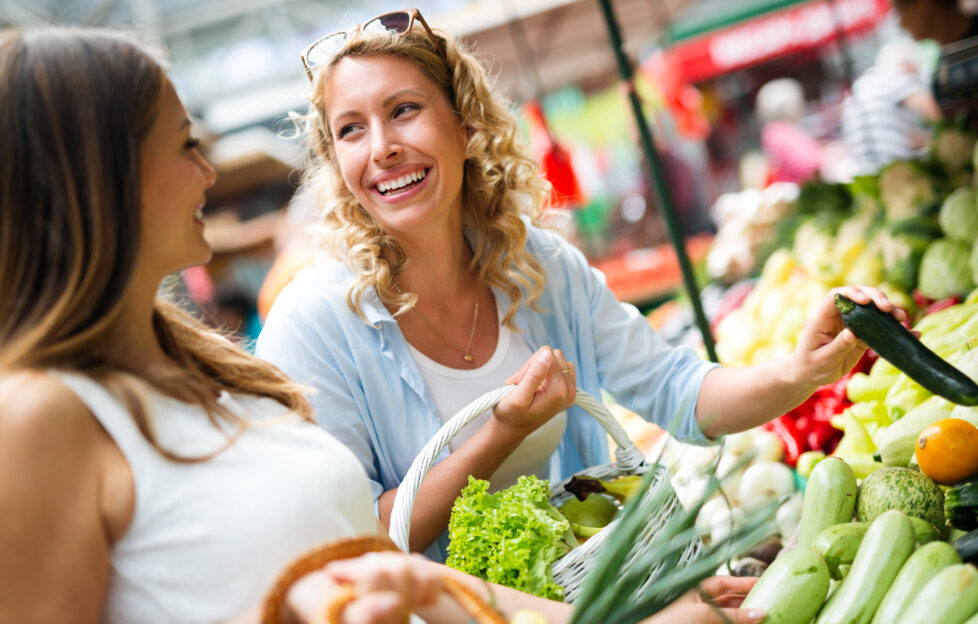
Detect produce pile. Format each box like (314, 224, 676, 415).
(711, 125, 978, 464)
(741, 455, 978, 624)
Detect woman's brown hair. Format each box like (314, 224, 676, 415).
(0, 27, 311, 458)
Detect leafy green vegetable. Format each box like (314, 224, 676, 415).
(879, 160, 942, 220)
(931, 124, 977, 176)
(939, 187, 978, 242)
(446, 475, 576, 600)
(918, 238, 975, 299)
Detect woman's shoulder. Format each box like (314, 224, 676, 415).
(0, 369, 97, 453)
(265, 259, 358, 322)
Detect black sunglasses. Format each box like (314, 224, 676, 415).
(300, 9, 447, 81)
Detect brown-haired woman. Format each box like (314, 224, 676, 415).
(0, 26, 388, 623)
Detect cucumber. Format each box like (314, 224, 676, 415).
(871, 541, 962, 624)
(741, 548, 830, 624)
(947, 477, 978, 531)
(798, 457, 858, 550)
(834, 295, 978, 406)
(955, 527, 978, 564)
(814, 509, 916, 624)
(895, 564, 978, 624)
(964, 615, 978, 624)
(813, 522, 867, 580)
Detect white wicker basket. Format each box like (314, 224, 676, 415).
(389, 386, 703, 603)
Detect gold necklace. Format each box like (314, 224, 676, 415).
(393, 282, 479, 363)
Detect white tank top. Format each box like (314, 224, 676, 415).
(50, 371, 376, 624)
(407, 322, 567, 492)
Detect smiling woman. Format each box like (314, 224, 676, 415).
(256, 10, 905, 592)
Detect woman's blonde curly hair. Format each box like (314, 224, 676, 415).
(295, 25, 549, 327)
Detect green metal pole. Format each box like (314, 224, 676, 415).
(596, 0, 718, 362)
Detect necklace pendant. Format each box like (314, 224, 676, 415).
(464, 353, 473, 362)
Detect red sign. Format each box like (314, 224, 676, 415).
(660, 0, 892, 83)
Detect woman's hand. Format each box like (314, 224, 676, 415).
(286, 552, 440, 624)
(642, 576, 765, 624)
(788, 285, 907, 390)
(492, 346, 576, 440)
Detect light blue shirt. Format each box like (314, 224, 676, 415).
(256, 223, 717, 560)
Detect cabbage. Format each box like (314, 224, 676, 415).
(931, 126, 977, 175)
(446, 475, 576, 600)
(878, 161, 940, 220)
(917, 238, 975, 299)
(938, 187, 978, 242)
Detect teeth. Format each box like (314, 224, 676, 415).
(195, 209, 204, 219)
(378, 169, 426, 194)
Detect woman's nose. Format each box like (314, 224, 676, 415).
(370, 126, 401, 164)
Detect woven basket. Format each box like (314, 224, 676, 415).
(261, 535, 506, 624)
(389, 386, 704, 604)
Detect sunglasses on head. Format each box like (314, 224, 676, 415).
(300, 8, 447, 81)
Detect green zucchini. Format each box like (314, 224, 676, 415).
(813, 517, 939, 580)
(813, 522, 867, 580)
(895, 564, 978, 624)
(871, 541, 962, 624)
(834, 294, 978, 406)
(798, 457, 858, 550)
(954, 526, 978, 564)
(741, 548, 830, 624)
(964, 614, 978, 624)
(815, 509, 916, 624)
(947, 477, 978, 531)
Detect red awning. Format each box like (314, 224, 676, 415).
(658, 0, 892, 83)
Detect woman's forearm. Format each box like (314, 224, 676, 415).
(696, 358, 815, 438)
(377, 418, 525, 552)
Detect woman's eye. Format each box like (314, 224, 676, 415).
(336, 124, 360, 139)
(393, 103, 420, 117)
(184, 137, 201, 150)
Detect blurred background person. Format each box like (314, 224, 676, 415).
(755, 78, 823, 185)
(840, 38, 942, 175)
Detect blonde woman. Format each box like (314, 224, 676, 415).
(257, 10, 903, 562)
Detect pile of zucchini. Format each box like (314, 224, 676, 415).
(742, 458, 978, 624)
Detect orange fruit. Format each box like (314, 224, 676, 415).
(916, 417, 978, 485)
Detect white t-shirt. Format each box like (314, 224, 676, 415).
(407, 316, 567, 492)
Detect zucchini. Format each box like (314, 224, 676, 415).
(954, 526, 978, 564)
(813, 522, 866, 580)
(741, 548, 830, 624)
(947, 477, 978, 531)
(815, 509, 916, 624)
(798, 457, 858, 550)
(834, 294, 978, 406)
(814, 517, 939, 580)
(871, 541, 962, 624)
(895, 564, 978, 624)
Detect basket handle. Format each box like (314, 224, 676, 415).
(260, 535, 506, 624)
(389, 387, 645, 552)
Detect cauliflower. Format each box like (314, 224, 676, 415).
(878, 161, 941, 220)
(931, 126, 978, 176)
(938, 186, 978, 242)
(917, 238, 975, 299)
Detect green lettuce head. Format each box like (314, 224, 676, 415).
(917, 238, 975, 299)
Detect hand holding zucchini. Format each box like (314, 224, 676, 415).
(834, 294, 978, 406)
